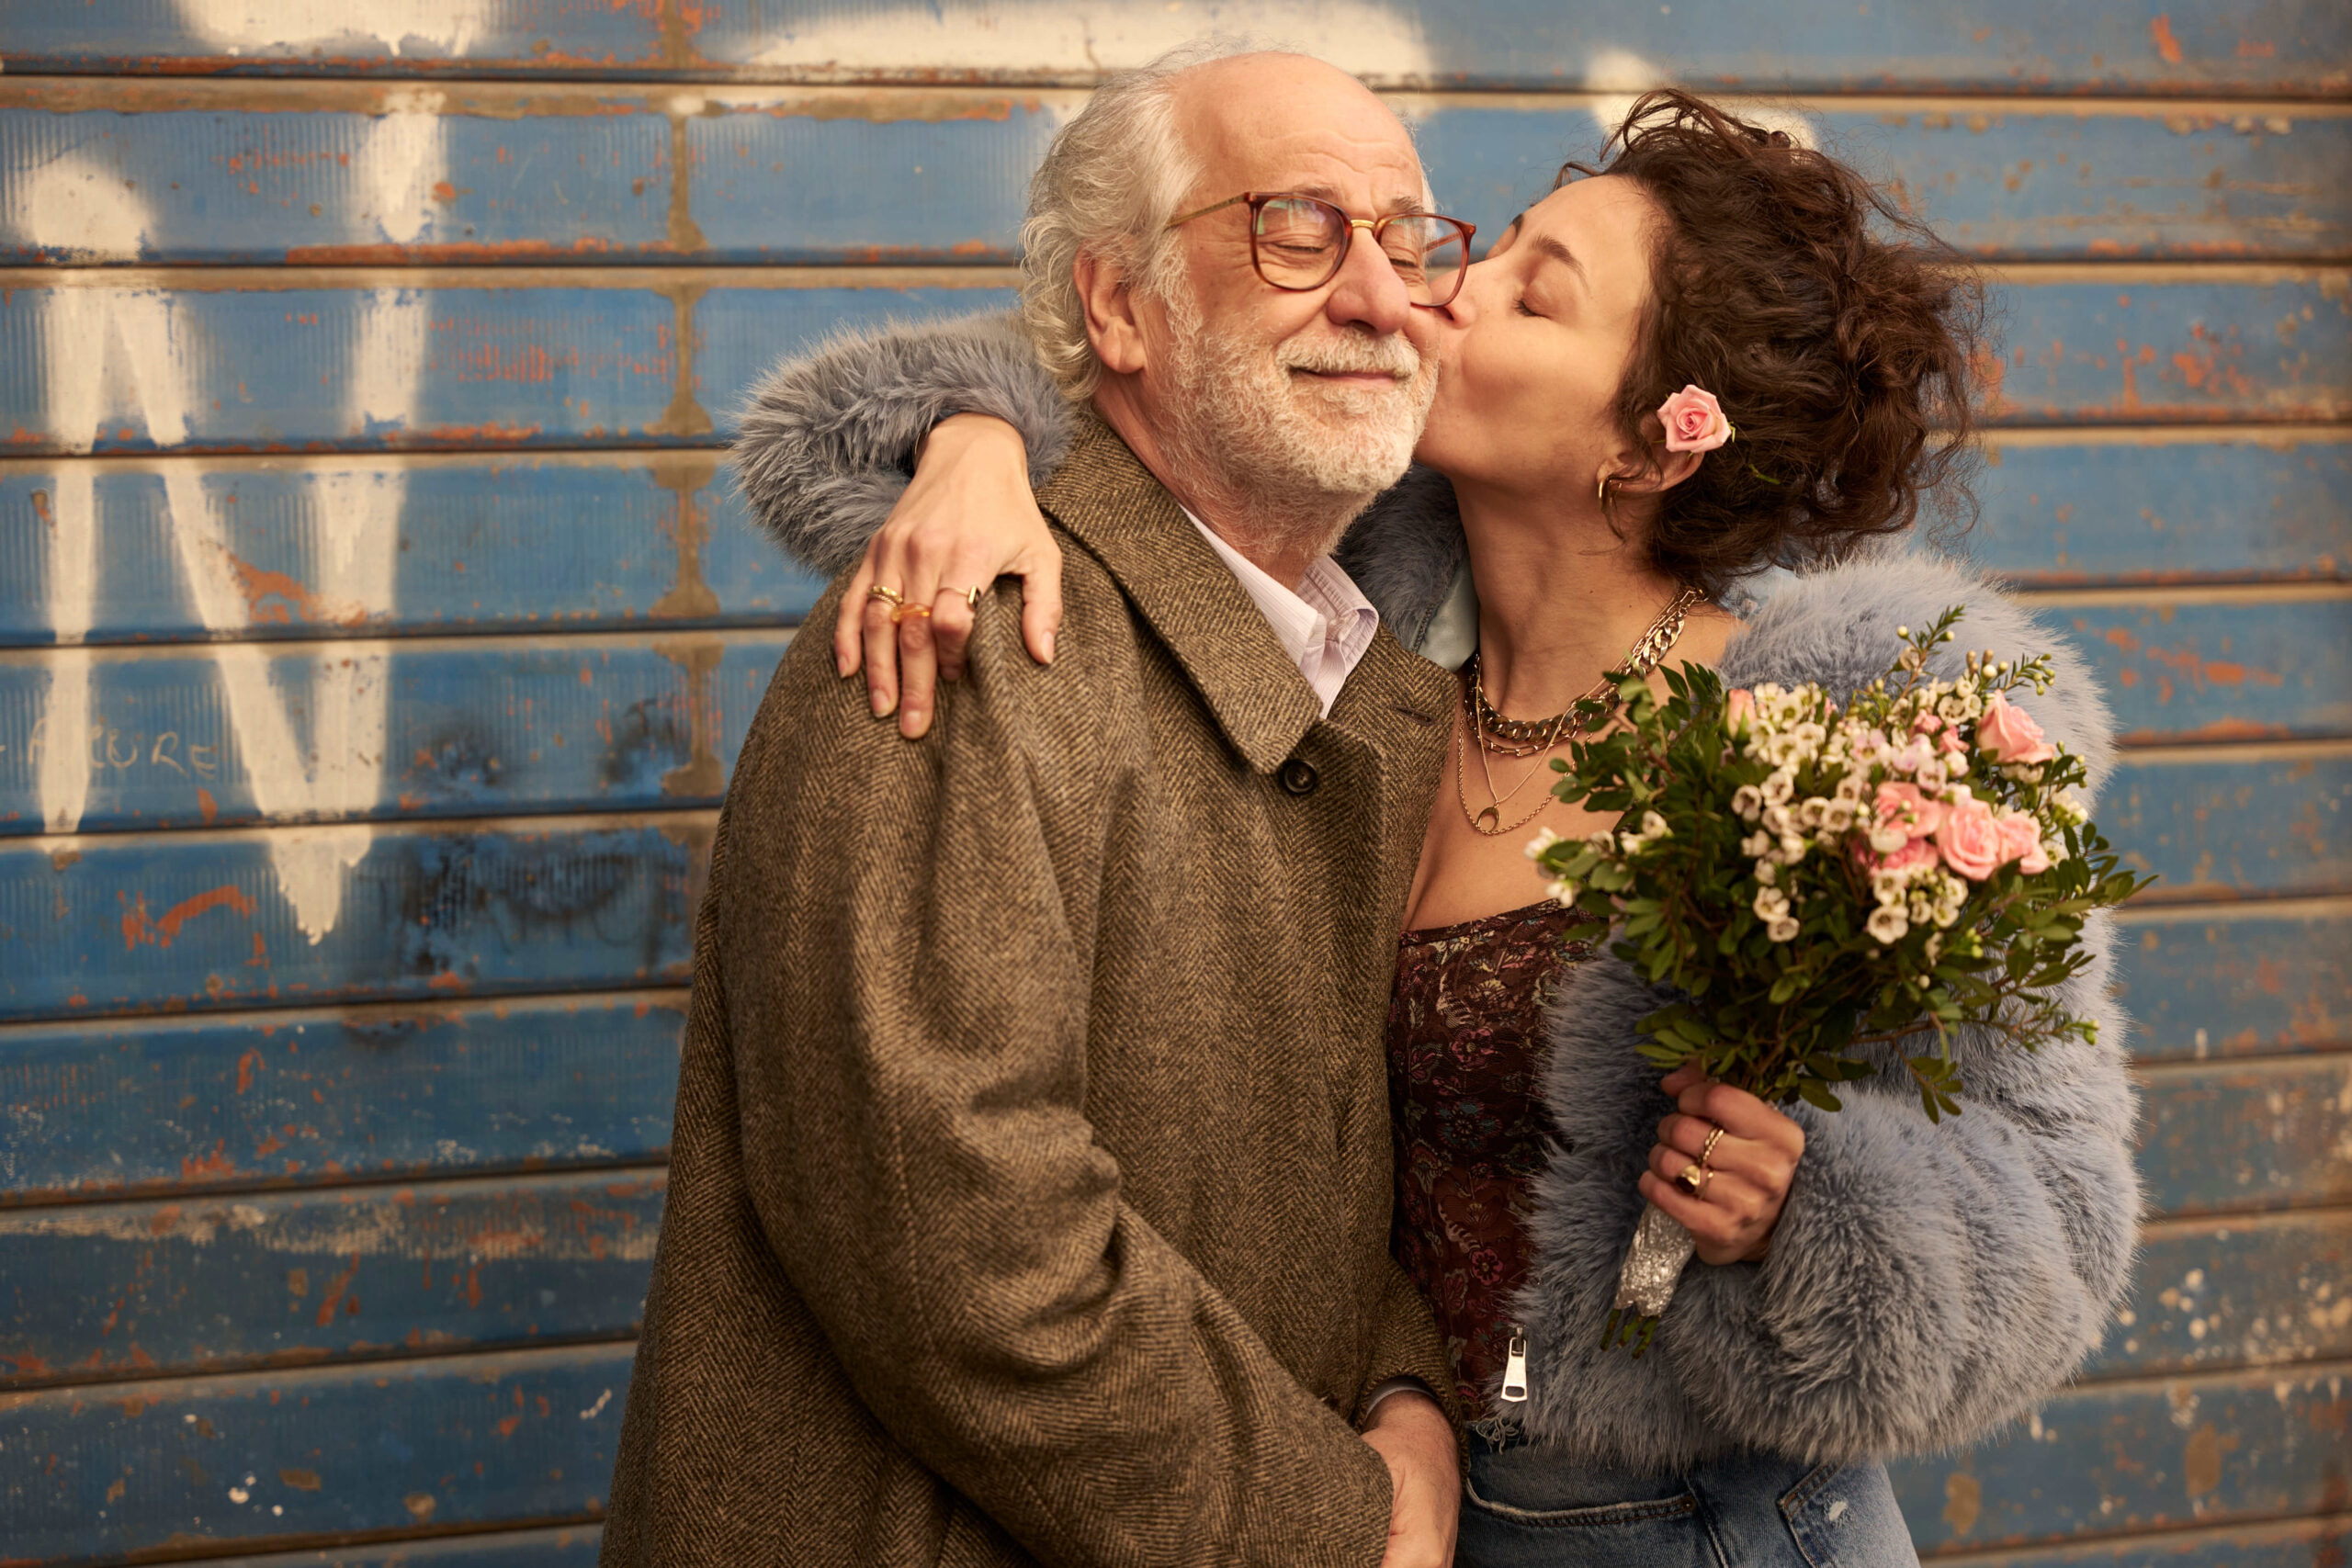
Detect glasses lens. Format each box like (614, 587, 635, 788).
(1253, 197, 1345, 287)
(1382, 217, 1469, 305)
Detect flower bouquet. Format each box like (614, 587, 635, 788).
(1529, 608, 2148, 1354)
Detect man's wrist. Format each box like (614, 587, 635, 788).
(1362, 1379, 1442, 1428)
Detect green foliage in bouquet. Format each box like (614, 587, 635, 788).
(1532, 608, 2150, 1127)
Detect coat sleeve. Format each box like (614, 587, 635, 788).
(1357, 1255, 1464, 1428)
(1658, 917, 2141, 1458)
(728, 310, 1078, 576)
(716, 584, 1395, 1568)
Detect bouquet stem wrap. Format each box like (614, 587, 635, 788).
(1607, 1203, 1697, 1354)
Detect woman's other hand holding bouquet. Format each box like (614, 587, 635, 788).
(1640, 1066, 1804, 1264)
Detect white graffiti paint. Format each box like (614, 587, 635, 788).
(25, 123, 441, 942)
(357, 87, 451, 247)
(166, 0, 496, 58)
(1581, 49, 1816, 150)
(753, 1, 1435, 85)
(3, 143, 155, 263)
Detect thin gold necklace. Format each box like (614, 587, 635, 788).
(1455, 586, 1706, 837)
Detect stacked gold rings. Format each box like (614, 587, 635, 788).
(869, 583, 984, 623)
(1676, 1125, 1725, 1196)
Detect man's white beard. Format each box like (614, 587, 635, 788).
(1157, 288, 1435, 552)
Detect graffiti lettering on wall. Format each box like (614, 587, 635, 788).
(12, 97, 457, 941)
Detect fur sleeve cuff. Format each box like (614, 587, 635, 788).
(728, 311, 1075, 576)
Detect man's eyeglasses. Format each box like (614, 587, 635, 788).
(1165, 192, 1476, 309)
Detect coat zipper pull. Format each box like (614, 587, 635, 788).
(1499, 1327, 1530, 1404)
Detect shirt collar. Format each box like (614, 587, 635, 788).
(1182, 508, 1381, 718)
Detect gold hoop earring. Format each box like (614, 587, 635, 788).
(1596, 474, 1616, 518)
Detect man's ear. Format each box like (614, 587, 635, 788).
(1075, 249, 1150, 378)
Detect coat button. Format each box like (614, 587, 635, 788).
(1278, 758, 1319, 795)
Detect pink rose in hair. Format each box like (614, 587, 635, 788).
(1657, 386, 1734, 452)
(1997, 811, 2051, 875)
(1978, 692, 2057, 765)
(1936, 792, 2005, 881)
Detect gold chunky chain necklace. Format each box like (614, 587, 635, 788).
(1455, 586, 1707, 837)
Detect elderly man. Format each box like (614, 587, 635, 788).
(602, 48, 1467, 1568)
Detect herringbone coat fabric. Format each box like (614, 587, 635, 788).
(601, 418, 1460, 1568)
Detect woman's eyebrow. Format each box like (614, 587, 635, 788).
(1524, 231, 1589, 289)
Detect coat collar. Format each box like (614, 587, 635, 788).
(1036, 414, 1331, 773)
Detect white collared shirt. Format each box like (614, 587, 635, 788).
(1183, 510, 1381, 718)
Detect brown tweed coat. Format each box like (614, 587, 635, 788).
(601, 418, 1459, 1567)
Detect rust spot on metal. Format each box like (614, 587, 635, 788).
(2151, 14, 2187, 65)
(1942, 1471, 1982, 1536)
(650, 452, 723, 621)
(120, 885, 256, 951)
(666, 108, 707, 255)
(651, 283, 713, 438)
(314, 1254, 361, 1327)
(654, 636, 724, 797)
(282, 238, 623, 265)
(279, 1467, 322, 1490)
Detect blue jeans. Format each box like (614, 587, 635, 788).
(1456, 1427, 1920, 1568)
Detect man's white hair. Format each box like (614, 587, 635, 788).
(1017, 40, 1250, 401)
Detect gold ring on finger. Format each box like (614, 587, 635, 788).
(891, 602, 933, 624)
(949, 584, 983, 612)
(867, 584, 905, 607)
(1676, 1161, 1706, 1195)
(1700, 1125, 1725, 1164)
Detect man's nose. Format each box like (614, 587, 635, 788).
(1321, 224, 1413, 337)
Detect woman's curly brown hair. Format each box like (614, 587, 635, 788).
(1566, 90, 1985, 598)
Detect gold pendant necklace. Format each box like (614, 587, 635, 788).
(1456, 586, 1706, 838)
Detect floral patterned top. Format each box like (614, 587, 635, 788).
(1386, 901, 1600, 1417)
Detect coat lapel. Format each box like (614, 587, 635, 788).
(1036, 416, 1327, 774)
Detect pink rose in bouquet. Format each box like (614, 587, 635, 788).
(1997, 811, 2052, 875)
(1979, 692, 2057, 764)
(1935, 791, 2006, 881)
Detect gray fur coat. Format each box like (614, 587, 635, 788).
(729, 312, 2142, 1472)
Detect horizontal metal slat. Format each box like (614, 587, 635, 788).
(0, 433, 2341, 651)
(6, 1343, 2342, 1563)
(3, 1085, 2338, 1389)
(0, 991, 685, 1206)
(2, 642, 2335, 875)
(2117, 899, 2347, 1059)
(2104, 743, 2350, 902)
(0, 271, 2340, 457)
(1966, 427, 2349, 586)
(4, 84, 2346, 265)
(0, 631, 797, 835)
(2031, 592, 2351, 742)
(0, 452, 822, 648)
(2136, 1055, 2352, 1215)
(2, 1340, 630, 1565)
(1886, 1359, 2352, 1553)
(3, 1, 2345, 96)
(1929, 1511, 2348, 1565)
(0, 814, 710, 1024)
(204, 1527, 602, 1568)
(0, 1169, 662, 1389)
(2090, 1209, 2352, 1381)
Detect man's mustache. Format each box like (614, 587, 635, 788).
(1276, 338, 1423, 380)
